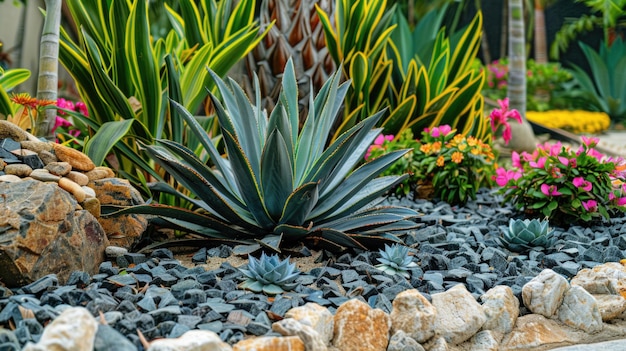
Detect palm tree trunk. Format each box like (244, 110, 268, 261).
(533, 0, 547, 64)
(507, 0, 537, 151)
(35, 0, 62, 139)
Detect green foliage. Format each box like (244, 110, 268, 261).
(500, 218, 555, 252)
(317, 2, 488, 142)
(367, 126, 496, 205)
(496, 137, 626, 225)
(104, 59, 419, 252)
(57, 0, 267, 198)
(481, 58, 580, 111)
(239, 252, 300, 295)
(375, 243, 417, 278)
(550, 0, 626, 59)
(0, 67, 30, 119)
(568, 38, 626, 123)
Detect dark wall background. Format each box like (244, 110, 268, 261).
(455, 0, 607, 72)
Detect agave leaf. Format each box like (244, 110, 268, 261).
(261, 130, 294, 218)
(102, 204, 249, 238)
(169, 99, 239, 192)
(313, 228, 367, 250)
(273, 223, 312, 240)
(145, 144, 257, 228)
(311, 149, 409, 219)
(313, 175, 407, 223)
(279, 182, 319, 226)
(151, 140, 243, 207)
(221, 129, 274, 229)
(256, 234, 283, 253)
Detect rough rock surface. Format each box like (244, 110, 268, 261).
(273, 318, 327, 351)
(332, 299, 390, 351)
(148, 330, 232, 351)
(90, 178, 148, 248)
(390, 289, 437, 343)
(522, 269, 569, 317)
(500, 314, 571, 349)
(22, 307, 97, 351)
(432, 284, 487, 345)
(284, 302, 334, 346)
(557, 285, 603, 333)
(0, 180, 108, 286)
(480, 285, 519, 335)
(233, 336, 305, 351)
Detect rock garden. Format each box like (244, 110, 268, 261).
(2, 0, 626, 350)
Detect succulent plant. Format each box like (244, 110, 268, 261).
(239, 252, 300, 295)
(500, 218, 555, 252)
(375, 243, 417, 278)
(105, 57, 418, 252)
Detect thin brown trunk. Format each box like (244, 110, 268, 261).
(533, 0, 547, 64)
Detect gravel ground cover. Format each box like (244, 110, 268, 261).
(1, 189, 625, 350)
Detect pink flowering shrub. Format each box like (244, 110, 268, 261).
(54, 98, 88, 143)
(489, 98, 522, 145)
(366, 126, 496, 204)
(496, 136, 626, 224)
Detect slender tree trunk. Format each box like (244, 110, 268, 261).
(533, 0, 547, 64)
(35, 0, 62, 139)
(500, 1, 508, 59)
(507, 0, 536, 151)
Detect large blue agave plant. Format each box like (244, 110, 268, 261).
(106, 58, 418, 251)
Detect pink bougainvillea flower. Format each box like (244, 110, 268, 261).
(582, 200, 598, 212)
(494, 167, 522, 187)
(558, 156, 570, 166)
(429, 125, 452, 138)
(51, 116, 72, 134)
(75, 101, 89, 116)
(489, 98, 522, 145)
(581, 135, 599, 147)
(529, 157, 547, 169)
(365, 134, 394, 160)
(540, 183, 561, 196)
(617, 197, 626, 206)
(572, 177, 593, 192)
(373, 134, 394, 146)
(56, 98, 75, 116)
(511, 151, 522, 168)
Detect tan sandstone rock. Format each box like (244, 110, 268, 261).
(52, 143, 95, 171)
(332, 298, 390, 351)
(390, 288, 437, 343)
(285, 302, 334, 345)
(432, 284, 487, 345)
(22, 307, 97, 351)
(557, 285, 603, 333)
(148, 330, 232, 351)
(0, 180, 108, 287)
(501, 314, 571, 350)
(522, 269, 569, 317)
(480, 285, 519, 335)
(273, 318, 327, 351)
(89, 178, 148, 248)
(233, 336, 304, 351)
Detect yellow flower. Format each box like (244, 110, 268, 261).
(453, 134, 465, 144)
(420, 143, 432, 154)
(431, 141, 442, 153)
(458, 143, 468, 152)
(471, 147, 481, 155)
(437, 155, 445, 167)
(451, 151, 464, 164)
(467, 136, 477, 146)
